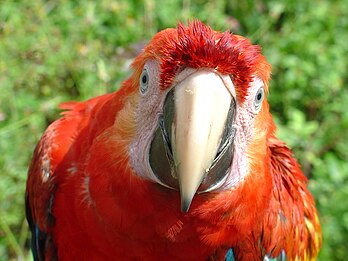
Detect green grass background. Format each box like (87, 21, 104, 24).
(1, 0, 347, 260)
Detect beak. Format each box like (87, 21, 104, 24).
(149, 70, 235, 213)
(171, 70, 233, 212)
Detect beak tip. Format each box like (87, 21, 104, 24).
(180, 196, 193, 213)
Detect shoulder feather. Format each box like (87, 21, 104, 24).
(261, 136, 321, 260)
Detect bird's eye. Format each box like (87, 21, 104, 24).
(254, 86, 264, 111)
(140, 69, 149, 94)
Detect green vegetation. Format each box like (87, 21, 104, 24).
(1, 0, 347, 260)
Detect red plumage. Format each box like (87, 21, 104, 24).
(26, 20, 321, 260)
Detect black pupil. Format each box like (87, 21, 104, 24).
(257, 92, 262, 101)
(142, 74, 147, 84)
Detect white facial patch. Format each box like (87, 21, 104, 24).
(221, 76, 265, 189)
(130, 60, 168, 182)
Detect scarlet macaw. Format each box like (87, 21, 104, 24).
(26, 20, 322, 260)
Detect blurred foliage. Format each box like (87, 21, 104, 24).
(0, 0, 347, 260)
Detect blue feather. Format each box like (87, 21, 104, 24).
(264, 250, 287, 261)
(225, 248, 235, 261)
(224, 248, 287, 261)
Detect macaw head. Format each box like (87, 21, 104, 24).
(128, 20, 273, 212)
